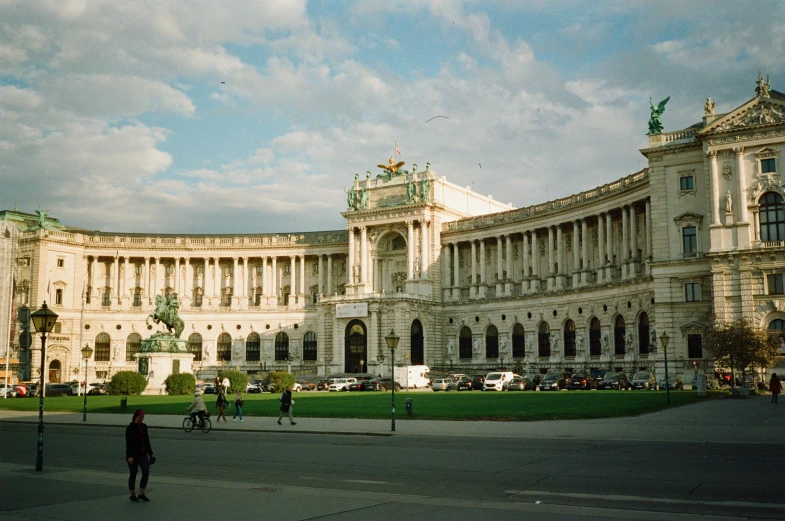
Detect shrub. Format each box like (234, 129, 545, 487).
(265, 371, 295, 394)
(217, 370, 248, 393)
(165, 373, 196, 395)
(109, 371, 148, 395)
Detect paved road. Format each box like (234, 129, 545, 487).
(0, 395, 783, 521)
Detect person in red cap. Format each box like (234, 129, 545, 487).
(125, 409, 155, 502)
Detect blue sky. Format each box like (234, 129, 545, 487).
(2, 0, 784, 234)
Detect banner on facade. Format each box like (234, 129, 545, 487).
(336, 303, 368, 318)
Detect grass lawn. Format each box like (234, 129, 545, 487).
(0, 390, 724, 421)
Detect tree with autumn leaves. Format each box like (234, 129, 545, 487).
(704, 319, 780, 391)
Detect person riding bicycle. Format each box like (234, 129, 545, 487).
(186, 390, 208, 426)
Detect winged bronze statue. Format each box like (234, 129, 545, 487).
(647, 96, 670, 135)
(377, 156, 406, 174)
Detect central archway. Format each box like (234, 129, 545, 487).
(410, 320, 424, 365)
(345, 320, 367, 373)
(48, 359, 62, 383)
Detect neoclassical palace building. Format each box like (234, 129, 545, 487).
(3, 79, 785, 385)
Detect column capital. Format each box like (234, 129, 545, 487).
(154, 257, 161, 262)
(406, 220, 414, 227)
(734, 146, 744, 155)
(347, 225, 355, 233)
(359, 225, 367, 232)
(706, 149, 718, 158)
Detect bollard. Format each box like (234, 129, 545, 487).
(120, 396, 128, 411)
(405, 398, 413, 415)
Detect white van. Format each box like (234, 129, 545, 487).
(395, 365, 431, 389)
(484, 371, 515, 391)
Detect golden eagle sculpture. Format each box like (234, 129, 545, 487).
(377, 156, 406, 174)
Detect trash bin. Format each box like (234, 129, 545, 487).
(405, 398, 413, 414)
(120, 396, 128, 411)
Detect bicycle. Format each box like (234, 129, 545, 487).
(183, 413, 211, 433)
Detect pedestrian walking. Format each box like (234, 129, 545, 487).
(770, 373, 782, 404)
(277, 385, 296, 425)
(125, 409, 155, 502)
(222, 376, 231, 394)
(232, 391, 244, 422)
(216, 388, 229, 422)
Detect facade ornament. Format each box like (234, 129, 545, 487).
(722, 161, 732, 180)
(345, 185, 360, 211)
(755, 71, 771, 98)
(473, 337, 481, 356)
(425, 162, 430, 171)
(420, 175, 431, 203)
(376, 157, 406, 181)
(647, 96, 670, 135)
(704, 97, 715, 115)
(725, 190, 733, 214)
(406, 178, 417, 203)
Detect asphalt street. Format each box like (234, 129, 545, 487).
(0, 394, 783, 521)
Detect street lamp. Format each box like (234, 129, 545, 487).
(659, 331, 670, 405)
(385, 329, 400, 432)
(81, 344, 93, 422)
(30, 302, 58, 472)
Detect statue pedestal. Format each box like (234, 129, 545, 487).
(137, 333, 194, 395)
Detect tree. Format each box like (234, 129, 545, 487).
(704, 319, 780, 391)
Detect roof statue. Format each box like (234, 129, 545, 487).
(647, 96, 670, 135)
(378, 156, 406, 175)
(704, 97, 715, 116)
(756, 72, 771, 98)
(26, 207, 62, 232)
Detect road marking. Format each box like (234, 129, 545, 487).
(343, 479, 389, 484)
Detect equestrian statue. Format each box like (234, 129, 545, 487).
(147, 293, 184, 338)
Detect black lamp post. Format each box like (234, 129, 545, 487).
(81, 344, 93, 422)
(30, 302, 58, 472)
(659, 331, 670, 405)
(385, 329, 400, 432)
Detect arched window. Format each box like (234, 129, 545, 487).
(563, 320, 576, 357)
(303, 332, 317, 361)
(189, 333, 202, 361)
(638, 313, 650, 354)
(217, 333, 232, 361)
(411, 320, 424, 365)
(459, 327, 472, 359)
(126, 333, 142, 362)
(768, 319, 785, 355)
(246, 332, 261, 362)
(275, 332, 289, 361)
(485, 325, 499, 358)
(512, 323, 525, 358)
(760, 192, 785, 242)
(538, 323, 550, 357)
(94, 333, 111, 362)
(614, 316, 626, 355)
(589, 318, 601, 356)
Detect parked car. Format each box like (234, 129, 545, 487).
(291, 381, 303, 392)
(598, 372, 630, 390)
(246, 381, 264, 393)
(347, 380, 365, 391)
(361, 378, 401, 391)
(316, 379, 329, 391)
(0, 384, 18, 397)
(329, 378, 357, 392)
(539, 372, 570, 391)
(201, 385, 218, 395)
(297, 380, 316, 391)
(630, 371, 657, 390)
(568, 373, 597, 390)
(507, 376, 536, 391)
(431, 378, 458, 391)
(484, 371, 515, 391)
(657, 375, 684, 390)
(46, 384, 74, 396)
(87, 383, 110, 395)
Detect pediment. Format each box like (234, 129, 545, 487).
(673, 211, 703, 225)
(679, 320, 708, 333)
(700, 94, 785, 134)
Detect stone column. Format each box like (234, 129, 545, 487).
(184, 258, 191, 302)
(172, 257, 179, 295)
(708, 150, 721, 225)
(213, 257, 220, 299)
(597, 213, 605, 283)
(261, 257, 268, 296)
(299, 254, 305, 305)
(327, 254, 333, 295)
(505, 235, 513, 296)
(496, 235, 503, 296)
(452, 242, 460, 300)
(645, 199, 652, 270)
(556, 225, 565, 289)
(407, 221, 414, 279)
(91, 256, 98, 303)
(360, 226, 368, 284)
(271, 256, 277, 304)
(605, 213, 613, 281)
(572, 221, 580, 287)
(203, 258, 209, 302)
(470, 240, 477, 298)
(153, 258, 160, 298)
(242, 257, 249, 298)
(547, 226, 555, 290)
(112, 256, 119, 299)
(621, 206, 629, 280)
(318, 255, 324, 296)
(122, 257, 129, 300)
(420, 220, 429, 279)
(479, 238, 486, 298)
(630, 204, 638, 277)
(443, 244, 451, 300)
(290, 255, 296, 305)
(348, 226, 355, 285)
(581, 219, 589, 285)
(531, 230, 540, 292)
(735, 147, 749, 223)
(522, 232, 530, 293)
(233, 257, 239, 300)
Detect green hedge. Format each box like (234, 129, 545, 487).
(165, 373, 196, 395)
(265, 371, 295, 394)
(217, 370, 248, 393)
(109, 371, 148, 395)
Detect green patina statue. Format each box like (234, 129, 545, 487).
(146, 293, 184, 338)
(648, 96, 670, 135)
(406, 179, 417, 203)
(419, 175, 431, 203)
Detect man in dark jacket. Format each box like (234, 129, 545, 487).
(277, 386, 296, 425)
(126, 409, 155, 502)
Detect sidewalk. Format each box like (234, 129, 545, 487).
(2, 394, 783, 444)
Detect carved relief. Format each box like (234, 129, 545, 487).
(722, 161, 732, 180)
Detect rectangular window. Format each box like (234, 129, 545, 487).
(680, 176, 694, 190)
(255, 293, 262, 306)
(687, 334, 703, 358)
(685, 283, 700, 302)
(682, 226, 697, 256)
(102, 292, 110, 306)
(135, 264, 143, 275)
(768, 274, 785, 295)
(54, 323, 62, 333)
(133, 292, 142, 307)
(284, 264, 291, 275)
(196, 266, 204, 275)
(762, 158, 776, 173)
(55, 288, 63, 305)
(313, 263, 319, 274)
(57, 258, 64, 268)
(165, 265, 173, 275)
(194, 293, 203, 307)
(255, 265, 264, 275)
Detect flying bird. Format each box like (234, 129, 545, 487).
(426, 116, 449, 122)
